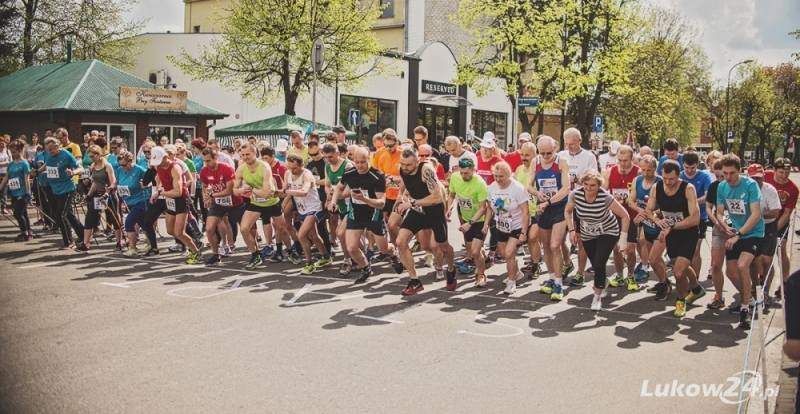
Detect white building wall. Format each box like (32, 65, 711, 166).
(406, 0, 426, 53)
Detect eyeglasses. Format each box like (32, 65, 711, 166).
(111, 146, 119, 150)
(419, 153, 431, 158)
(309, 152, 320, 157)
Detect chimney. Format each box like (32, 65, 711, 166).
(66, 40, 72, 63)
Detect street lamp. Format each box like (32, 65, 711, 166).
(725, 59, 754, 153)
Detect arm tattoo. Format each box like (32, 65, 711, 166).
(423, 166, 438, 193)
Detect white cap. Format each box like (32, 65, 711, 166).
(480, 137, 496, 149)
(519, 132, 532, 143)
(483, 131, 496, 142)
(275, 139, 289, 152)
(149, 146, 167, 166)
(609, 141, 621, 152)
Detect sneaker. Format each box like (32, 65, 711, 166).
(609, 274, 625, 287)
(301, 263, 315, 275)
(314, 256, 333, 269)
(685, 286, 707, 305)
(634, 268, 650, 282)
(569, 244, 578, 255)
(106, 233, 116, 242)
(646, 281, 663, 294)
(74, 243, 90, 253)
(204, 255, 222, 267)
(738, 308, 751, 329)
(503, 280, 516, 295)
(435, 267, 445, 281)
(626, 276, 639, 292)
(569, 272, 585, 287)
(674, 300, 686, 317)
(551, 284, 563, 301)
(541, 279, 555, 294)
(391, 255, 404, 274)
(287, 251, 302, 265)
(123, 247, 139, 257)
(245, 254, 262, 270)
(655, 282, 670, 301)
(270, 253, 284, 263)
(586, 266, 594, 273)
(227, 245, 236, 254)
(634, 262, 642, 274)
(186, 251, 201, 265)
(474, 274, 487, 288)
(493, 255, 506, 264)
(455, 257, 468, 266)
(355, 266, 373, 283)
(373, 253, 392, 263)
(143, 248, 160, 257)
(458, 263, 476, 275)
(168, 243, 184, 253)
(521, 262, 535, 273)
(561, 262, 575, 278)
(339, 262, 352, 276)
(262, 245, 275, 257)
(59, 242, 76, 250)
(423, 253, 433, 267)
(219, 245, 230, 257)
(411, 241, 422, 252)
(485, 256, 495, 269)
(402, 279, 424, 296)
(590, 296, 602, 311)
(446, 268, 458, 291)
(365, 248, 374, 263)
(706, 295, 725, 309)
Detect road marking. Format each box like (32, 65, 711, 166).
(285, 283, 390, 307)
(458, 309, 555, 338)
(286, 284, 312, 306)
(356, 297, 437, 324)
(167, 286, 247, 300)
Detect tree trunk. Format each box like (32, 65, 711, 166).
(22, 0, 37, 67)
(737, 110, 753, 162)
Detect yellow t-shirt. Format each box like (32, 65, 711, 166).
(62, 142, 82, 183)
(287, 145, 308, 164)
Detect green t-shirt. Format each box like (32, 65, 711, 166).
(449, 173, 488, 222)
(514, 165, 537, 215)
(326, 160, 351, 214)
(184, 158, 196, 173)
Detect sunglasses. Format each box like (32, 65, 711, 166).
(309, 152, 320, 157)
(143, 151, 151, 154)
(458, 159, 474, 168)
(384, 143, 397, 148)
(111, 146, 120, 150)
(419, 153, 431, 157)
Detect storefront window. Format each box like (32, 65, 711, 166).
(110, 125, 135, 150)
(471, 110, 507, 147)
(339, 94, 396, 146)
(148, 126, 171, 144)
(173, 127, 195, 143)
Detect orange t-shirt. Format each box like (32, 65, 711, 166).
(377, 149, 401, 200)
(371, 147, 386, 168)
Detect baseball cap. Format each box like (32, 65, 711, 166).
(609, 141, 621, 152)
(747, 163, 764, 178)
(332, 125, 347, 134)
(774, 158, 792, 170)
(483, 131, 496, 142)
(480, 137, 496, 149)
(519, 132, 532, 143)
(275, 138, 289, 152)
(149, 146, 167, 166)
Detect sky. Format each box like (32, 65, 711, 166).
(125, 0, 799, 81)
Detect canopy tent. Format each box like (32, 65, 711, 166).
(214, 114, 356, 146)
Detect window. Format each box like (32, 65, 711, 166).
(471, 110, 507, 145)
(81, 124, 135, 151)
(339, 95, 397, 146)
(173, 127, 195, 142)
(193, 26, 200, 33)
(380, 0, 393, 18)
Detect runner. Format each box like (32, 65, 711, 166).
(260, 145, 292, 261)
(476, 134, 504, 264)
(502, 133, 529, 172)
(41, 136, 85, 249)
(602, 144, 640, 291)
(746, 164, 780, 305)
(486, 162, 529, 295)
(565, 169, 631, 310)
(764, 158, 799, 298)
(413, 126, 443, 165)
(324, 143, 355, 275)
(656, 138, 683, 175)
(527, 135, 571, 301)
(75, 145, 121, 252)
(305, 141, 333, 256)
(287, 130, 309, 163)
(199, 147, 246, 266)
(447, 157, 489, 286)
(598, 140, 620, 170)
(444, 135, 478, 176)
(645, 159, 706, 317)
(0, 139, 32, 241)
(705, 160, 727, 308)
(679, 150, 713, 279)
(513, 141, 542, 279)
(376, 129, 403, 242)
(113, 151, 149, 256)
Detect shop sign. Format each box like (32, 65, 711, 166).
(120, 87, 188, 111)
(422, 80, 457, 96)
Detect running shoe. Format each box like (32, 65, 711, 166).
(402, 279, 424, 295)
(503, 280, 516, 295)
(355, 266, 372, 284)
(260, 245, 275, 258)
(301, 263, 315, 275)
(391, 255, 404, 274)
(423, 253, 433, 267)
(411, 241, 422, 252)
(646, 281, 663, 294)
(521, 262, 535, 273)
(674, 300, 686, 317)
(654, 282, 670, 301)
(586, 266, 594, 273)
(626, 276, 639, 292)
(706, 295, 725, 309)
(561, 262, 575, 278)
(339, 261, 352, 276)
(186, 251, 201, 265)
(551, 284, 563, 301)
(270, 253, 284, 263)
(245, 254, 262, 270)
(168, 243, 184, 253)
(590, 296, 602, 311)
(609, 273, 625, 287)
(455, 257, 468, 267)
(446, 268, 458, 291)
(123, 247, 139, 257)
(365, 248, 374, 263)
(74, 243, 90, 253)
(227, 245, 236, 254)
(114, 242, 124, 252)
(220, 245, 230, 257)
(738, 308, 751, 329)
(634, 268, 650, 282)
(685, 286, 707, 305)
(485, 255, 495, 269)
(569, 272, 585, 287)
(569, 244, 578, 255)
(458, 262, 476, 275)
(204, 255, 222, 267)
(14, 234, 25, 242)
(287, 251, 302, 265)
(634, 262, 642, 274)
(373, 253, 392, 263)
(435, 267, 445, 281)
(143, 248, 160, 257)
(474, 274, 487, 288)
(541, 279, 555, 294)
(494, 254, 506, 264)
(106, 233, 116, 242)
(314, 256, 333, 268)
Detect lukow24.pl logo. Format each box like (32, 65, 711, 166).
(640, 371, 779, 404)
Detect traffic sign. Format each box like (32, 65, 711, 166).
(593, 115, 604, 132)
(349, 109, 361, 126)
(727, 131, 734, 143)
(518, 97, 539, 108)
(312, 37, 325, 73)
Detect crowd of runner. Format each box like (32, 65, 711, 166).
(1, 125, 798, 331)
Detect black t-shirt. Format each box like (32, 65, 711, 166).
(706, 180, 720, 217)
(340, 165, 385, 221)
(306, 158, 328, 203)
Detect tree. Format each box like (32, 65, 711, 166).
(5, 0, 146, 70)
(170, 0, 390, 116)
(729, 64, 773, 161)
(0, 0, 19, 75)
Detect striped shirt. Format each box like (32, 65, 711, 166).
(569, 187, 620, 241)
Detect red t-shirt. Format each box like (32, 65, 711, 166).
(477, 155, 503, 185)
(764, 170, 799, 216)
(503, 151, 523, 173)
(156, 161, 189, 197)
(270, 160, 288, 190)
(200, 162, 243, 207)
(607, 164, 640, 219)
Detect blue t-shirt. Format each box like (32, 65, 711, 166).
(680, 170, 713, 220)
(6, 159, 31, 197)
(116, 164, 148, 206)
(193, 154, 205, 189)
(656, 154, 684, 175)
(44, 149, 80, 195)
(634, 175, 663, 235)
(108, 153, 120, 170)
(276, 153, 286, 163)
(136, 156, 149, 171)
(34, 152, 48, 186)
(717, 176, 764, 239)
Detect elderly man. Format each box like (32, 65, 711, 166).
(598, 140, 620, 170)
(503, 132, 531, 172)
(333, 125, 347, 145)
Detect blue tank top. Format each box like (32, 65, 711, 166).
(534, 155, 566, 206)
(635, 175, 662, 234)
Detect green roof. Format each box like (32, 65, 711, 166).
(0, 59, 227, 118)
(215, 114, 356, 138)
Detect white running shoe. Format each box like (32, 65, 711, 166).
(435, 267, 445, 280)
(591, 296, 602, 311)
(503, 280, 516, 295)
(168, 243, 184, 252)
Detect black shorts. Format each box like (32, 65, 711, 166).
(346, 219, 386, 236)
(698, 219, 710, 239)
(165, 197, 189, 216)
(761, 221, 779, 257)
(246, 202, 283, 221)
(726, 237, 762, 261)
(401, 205, 448, 243)
(208, 202, 246, 224)
(665, 229, 699, 261)
(384, 198, 396, 214)
(497, 228, 523, 243)
(778, 223, 791, 241)
(464, 222, 487, 243)
(536, 201, 566, 230)
(529, 215, 538, 226)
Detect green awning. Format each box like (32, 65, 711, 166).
(215, 114, 356, 138)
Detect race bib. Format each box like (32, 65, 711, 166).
(8, 178, 20, 190)
(612, 188, 630, 201)
(117, 186, 130, 197)
(351, 190, 367, 205)
(580, 220, 604, 237)
(458, 197, 474, 210)
(45, 166, 59, 179)
(252, 194, 268, 203)
(411, 205, 425, 214)
(723, 211, 733, 226)
(725, 199, 746, 215)
(214, 196, 233, 206)
(662, 211, 684, 226)
(295, 200, 307, 214)
(538, 178, 558, 199)
(496, 215, 513, 233)
(93, 197, 107, 210)
(387, 178, 400, 188)
(81, 170, 91, 179)
(166, 197, 176, 212)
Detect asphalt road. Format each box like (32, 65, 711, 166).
(0, 181, 795, 413)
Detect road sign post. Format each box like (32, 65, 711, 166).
(518, 97, 539, 108)
(593, 115, 604, 133)
(348, 109, 361, 127)
(311, 37, 325, 129)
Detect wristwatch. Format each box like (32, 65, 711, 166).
(468, 219, 475, 225)
(410, 199, 416, 207)
(734, 230, 742, 237)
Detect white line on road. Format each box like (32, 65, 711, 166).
(355, 297, 437, 324)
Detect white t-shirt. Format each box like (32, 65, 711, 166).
(598, 152, 618, 170)
(0, 149, 9, 174)
(447, 150, 478, 173)
(760, 182, 781, 224)
(558, 148, 598, 188)
(487, 179, 530, 233)
(218, 152, 235, 168)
